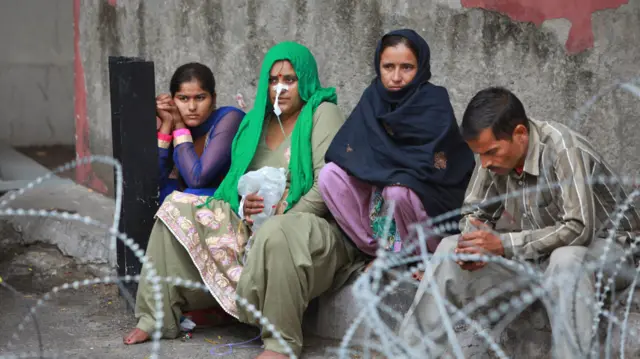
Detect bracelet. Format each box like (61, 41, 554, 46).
(172, 128, 191, 138)
(238, 197, 246, 219)
(173, 128, 193, 146)
(157, 132, 172, 149)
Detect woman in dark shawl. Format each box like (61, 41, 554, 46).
(319, 29, 475, 257)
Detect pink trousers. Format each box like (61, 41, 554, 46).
(319, 162, 440, 256)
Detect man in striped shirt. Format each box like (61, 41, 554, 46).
(402, 87, 639, 358)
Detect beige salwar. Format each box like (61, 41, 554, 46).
(401, 235, 634, 359)
(134, 103, 366, 356)
(236, 212, 363, 355)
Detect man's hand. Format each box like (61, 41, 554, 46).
(455, 218, 504, 271)
(243, 193, 264, 225)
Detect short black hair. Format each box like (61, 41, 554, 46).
(169, 62, 216, 96)
(461, 87, 529, 141)
(380, 34, 419, 60)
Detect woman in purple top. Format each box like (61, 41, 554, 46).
(156, 62, 245, 202)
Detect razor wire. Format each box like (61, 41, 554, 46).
(0, 78, 639, 359)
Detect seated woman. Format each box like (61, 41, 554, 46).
(124, 42, 365, 359)
(156, 62, 245, 203)
(320, 29, 475, 259)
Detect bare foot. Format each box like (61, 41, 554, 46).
(255, 350, 289, 358)
(123, 328, 150, 345)
(412, 271, 424, 281)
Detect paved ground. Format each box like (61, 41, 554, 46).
(0, 244, 347, 359)
(0, 181, 359, 359)
(3, 180, 639, 358)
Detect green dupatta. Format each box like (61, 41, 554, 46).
(208, 41, 336, 213)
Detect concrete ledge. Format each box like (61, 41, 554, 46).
(0, 182, 117, 269)
(303, 276, 640, 358)
(303, 276, 417, 342)
(0, 144, 71, 192)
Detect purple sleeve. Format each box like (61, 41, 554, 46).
(158, 146, 178, 202)
(173, 111, 244, 188)
(158, 146, 172, 181)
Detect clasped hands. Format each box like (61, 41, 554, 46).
(455, 218, 505, 271)
(156, 94, 185, 131)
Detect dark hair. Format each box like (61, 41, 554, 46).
(169, 62, 216, 96)
(461, 87, 529, 141)
(380, 35, 419, 59)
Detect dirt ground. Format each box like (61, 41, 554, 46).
(0, 243, 345, 359)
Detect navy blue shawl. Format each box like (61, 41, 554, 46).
(325, 29, 475, 222)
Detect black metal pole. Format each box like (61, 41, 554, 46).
(108, 56, 159, 309)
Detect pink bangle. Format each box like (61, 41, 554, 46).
(173, 128, 191, 138)
(157, 132, 172, 142)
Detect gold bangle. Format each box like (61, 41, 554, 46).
(158, 139, 171, 149)
(173, 134, 193, 146)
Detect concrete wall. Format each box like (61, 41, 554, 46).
(78, 0, 640, 196)
(0, 0, 74, 147)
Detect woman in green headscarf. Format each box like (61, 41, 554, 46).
(123, 41, 365, 358)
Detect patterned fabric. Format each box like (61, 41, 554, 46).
(155, 191, 249, 318)
(153, 135, 296, 318)
(369, 188, 401, 252)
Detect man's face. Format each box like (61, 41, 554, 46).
(465, 126, 528, 175)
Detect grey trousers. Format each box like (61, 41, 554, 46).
(400, 235, 634, 359)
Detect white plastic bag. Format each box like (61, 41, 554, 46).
(238, 166, 288, 231)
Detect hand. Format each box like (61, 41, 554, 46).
(156, 94, 182, 129)
(274, 188, 289, 215)
(243, 193, 264, 225)
(156, 94, 174, 123)
(455, 218, 504, 271)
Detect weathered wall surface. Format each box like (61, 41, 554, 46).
(0, 0, 74, 147)
(78, 0, 640, 195)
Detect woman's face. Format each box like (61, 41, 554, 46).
(379, 43, 418, 91)
(268, 60, 303, 118)
(173, 80, 215, 127)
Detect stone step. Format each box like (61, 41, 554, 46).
(0, 144, 68, 183)
(303, 274, 640, 358)
(303, 276, 417, 342)
(0, 182, 116, 268)
(0, 144, 71, 192)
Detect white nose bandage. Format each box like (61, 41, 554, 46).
(272, 83, 289, 117)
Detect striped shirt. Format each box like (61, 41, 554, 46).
(460, 119, 640, 260)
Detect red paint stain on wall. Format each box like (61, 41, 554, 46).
(461, 0, 628, 54)
(74, 0, 108, 194)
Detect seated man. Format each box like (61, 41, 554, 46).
(401, 87, 640, 358)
